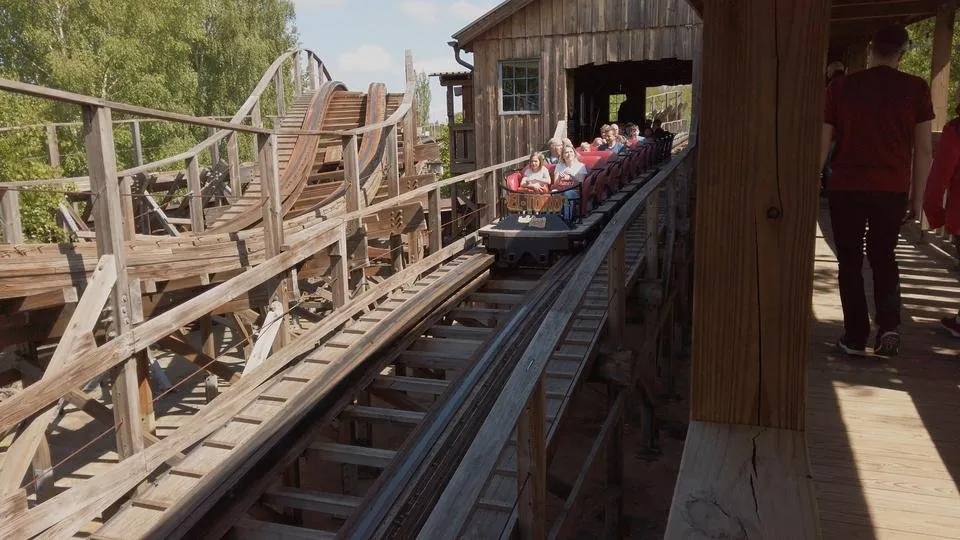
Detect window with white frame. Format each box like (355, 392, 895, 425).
(499, 59, 540, 114)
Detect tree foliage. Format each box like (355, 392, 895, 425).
(415, 70, 431, 131)
(902, 18, 959, 119)
(0, 0, 297, 242)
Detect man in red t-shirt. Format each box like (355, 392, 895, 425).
(821, 25, 934, 357)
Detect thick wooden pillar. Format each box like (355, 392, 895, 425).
(83, 106, 144, 460)
(691, 0, 827, 430)
(931, 1, 956, 132)
(666, 0, 827, 535)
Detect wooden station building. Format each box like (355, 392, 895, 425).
(437, 0, 701, 172)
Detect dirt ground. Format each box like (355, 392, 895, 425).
(546, 320, 690, 539)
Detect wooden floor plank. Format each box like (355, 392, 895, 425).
(808, 201, 960, 539)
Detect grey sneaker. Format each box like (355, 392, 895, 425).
(874, 331, 900, 357)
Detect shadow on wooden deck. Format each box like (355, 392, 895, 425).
(809, 198, 960, 539)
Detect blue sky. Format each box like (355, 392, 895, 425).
(292, 0, 501, 123)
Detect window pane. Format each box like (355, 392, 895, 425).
(503, 78, 514, 96)
(526, 63, 538, 79)
(502, 64, 514, 79)
(503, 95, 514, 112)
(515, 78, 526, 95)
(525, 95, 539, 111)
(526, 77, 537, 95)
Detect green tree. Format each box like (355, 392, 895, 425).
(0, 0, 298, 242)
(415, 70, 431, 130)
(902, 18, 959, 120)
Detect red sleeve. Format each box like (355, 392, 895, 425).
(916, 78, 935, 123)
(824, 79, 839, 126)
(924, 122, 960, 230)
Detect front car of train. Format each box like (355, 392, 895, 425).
(479, 133, 676, 267)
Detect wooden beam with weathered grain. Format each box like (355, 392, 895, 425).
(664, 421, 819, 539)
(690, 0, 828, 430)
(2, 235, 482, 539)
(84, 105, 144, 461)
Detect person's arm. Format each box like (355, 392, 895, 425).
(820, 124, 834, 171)
(923, 123, 960, 230)
(912, 120, 933, 220)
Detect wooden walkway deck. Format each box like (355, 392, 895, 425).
(808, 200, 960, 539)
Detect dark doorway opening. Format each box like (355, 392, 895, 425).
(568, 59, 692, 144)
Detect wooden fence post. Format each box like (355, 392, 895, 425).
(130, 120, 143, 166)
(83, 105, 144, 460)
(293, 50, 303, 97)
(258, 131, 288, 347)
(385, 125, 403, 272)
(309, 56, 321, 90)
(343, 134, 368, 283)
(185, 156, 204, 234)
(46, 124, 60, 171)
(275, 71, 286, 118)
(427, 187, 442, 254)
(207, 126, 221, 164)
(330, 224, 349, 308)
(227, 131, 242, 199)
(0, 188, 23, 243)
(251, 100, 262, 159)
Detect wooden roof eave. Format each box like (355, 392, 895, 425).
(451, 0, 537, 51)
(687, 0, 945, 44)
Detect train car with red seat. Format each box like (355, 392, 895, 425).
(479, 134, 675, 267)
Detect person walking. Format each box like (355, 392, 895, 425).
(821, 24, 934, 357)
(923, 103, 960, 337)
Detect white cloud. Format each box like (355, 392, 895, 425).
(339, 45, 394, 73)
(449, 1, 491, 21)
(398, 1, 440, 24)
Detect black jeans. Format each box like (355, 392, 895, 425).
(827, 190, 907, 344)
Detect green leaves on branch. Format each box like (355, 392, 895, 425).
(0, 0, 298, 242)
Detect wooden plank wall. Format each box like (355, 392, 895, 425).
(470, 0, 701, 168)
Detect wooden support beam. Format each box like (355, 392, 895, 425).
(119, 176, 137, 238)
(84, 105, 144, 460)
(427, 187, 442, 254)
(386, 125, 404, 273)
(227, 132, 242, 199)
(186, 156, 204, 233)
(0, 188, 23, 243)
(46, 124, 60, 171)
(130, 120, 143, 166)
(342, 133, 368, 278)
(665, 422, 819, 538)
(207, 126, 221, 164)
(292, 51, 303, 97)
(275, 71, 286, 118)
(403, 52, 417, 176)
(516, 377, 547, 539)
(257, 131, 288, 347)
(690, 0, 828, 430)
(309, 56, 320, 90)
(931, 0, 955, 132)
(329, 227, 350, 309)
(251, 100, 262, 159)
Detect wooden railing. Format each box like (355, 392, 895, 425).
(417, 142, 697, 538)
(0, 51, 569, 535)
(0, 47, 330, 241)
